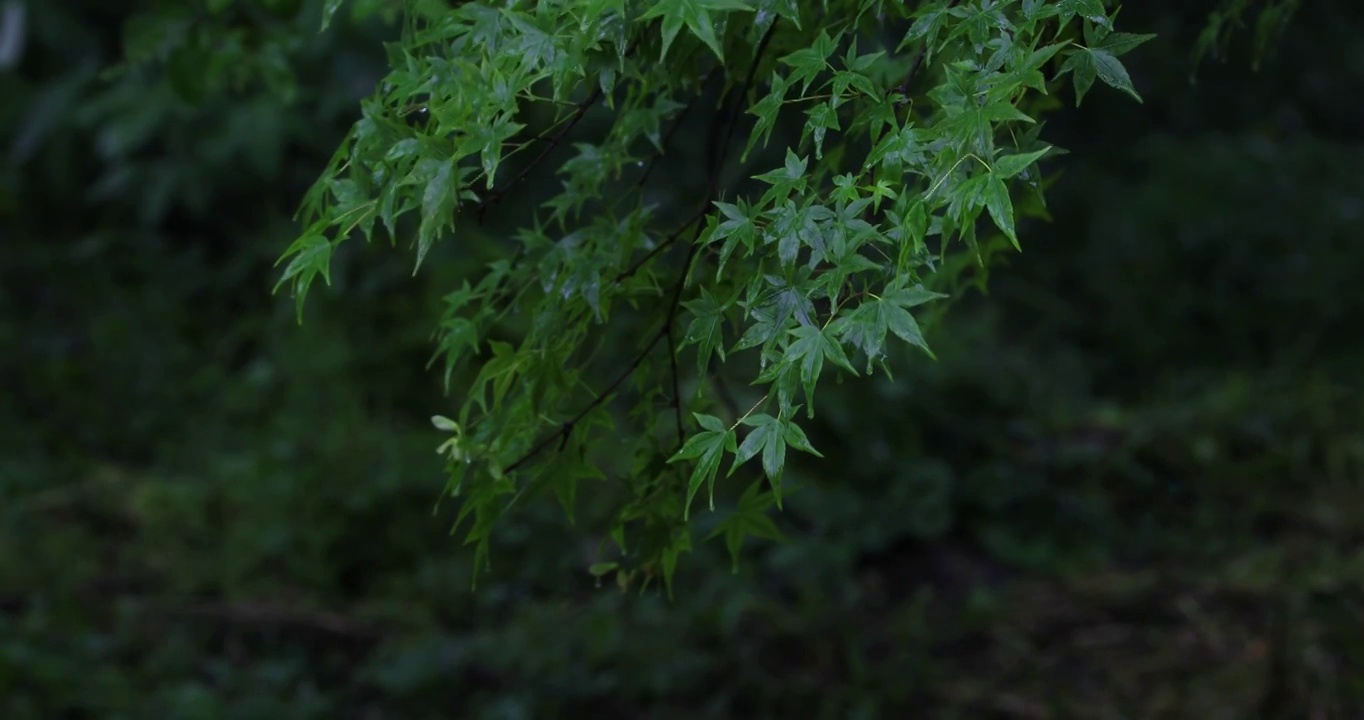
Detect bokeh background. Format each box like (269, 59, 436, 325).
(3, 1, 1362, 717)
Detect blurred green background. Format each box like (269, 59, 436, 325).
(3, 1, 1362, 717)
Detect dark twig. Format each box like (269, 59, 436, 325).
(504, 324, 669, 475)
(613, 205, 708, 283)
(664, 223, 709, 444)
(503, 18, 783, 475)
(895, 49, 926, 105)
(503, 219, 706, 476)
(603, 20, 780, 290)
(474, 86, 603, 223)
(666, 316, 685, 444)
(660, 20, 779, 445)
(634, 65, 723, 192)
(710, 19, 780, 192)
(896, 0, 959, 104)
(474, 36, 642, 223)
(709, 366, 742, 421)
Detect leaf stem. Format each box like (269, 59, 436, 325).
(729, 394, 769, 431)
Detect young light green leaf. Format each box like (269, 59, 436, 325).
(743, 73, 787, 161)
(786, 324, 858, 415)
(694, 412, 727, 433)
(884, 285, 948, 310)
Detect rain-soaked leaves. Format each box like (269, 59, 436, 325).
(277, 0, 1153, 589)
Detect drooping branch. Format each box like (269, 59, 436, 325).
(613, 205, 709, 284)
(710, 19, 780, 194)
(474, 35, 643, 223)
(614, 20, 782, 286)
(633, 65, 724, 194)
(474, 85, 604, 223)
(662, 223, 708, 442)
(501, 319, 670, 475)
(502, 18, 785, 476)
(666, 317, 685, 444)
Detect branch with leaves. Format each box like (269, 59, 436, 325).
(280, 0, 1155, 588)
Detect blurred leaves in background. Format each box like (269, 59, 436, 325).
(2, 0, 1363, 718)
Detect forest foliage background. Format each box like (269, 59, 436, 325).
(3, 0, 1363, 717)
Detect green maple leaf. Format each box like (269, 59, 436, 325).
(642, 0, 753, 61)
(669, 413, 738, 519)
(274, 232, 334, 323)
(706, 480, 785, 572)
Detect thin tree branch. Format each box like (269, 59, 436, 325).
(474, 36, 643, 223)
(710, 19, 780, 192)
(895, 49, 926, 105)
(616, 19, 780, 287)
(634, 65, 723, 193)
(709, 367, 742, 422)
(662, 222, 711, 445)
(895, 0, 959, 105)
(501, 18, 783, 475)
(613, 205, 708, 284)
(503, 324, 668, 475)
(502, 218, 707, 476)
(474, 86, 604, 223)
(666, 315, 685, 444)
(657, 19, 780, 449)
